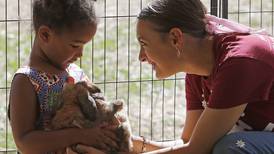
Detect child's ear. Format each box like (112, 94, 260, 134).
(37, 25, 52, 43)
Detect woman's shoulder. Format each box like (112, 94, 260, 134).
(185, 74, 204, 86)
(185, 73, 202, 80)
(214, 32, 273, 52)
(214, 33, 274, 70)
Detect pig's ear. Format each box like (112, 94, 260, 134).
(86, 83, 102, 94)
(112, 99, 124, 113)
(77, 91, 98, 121)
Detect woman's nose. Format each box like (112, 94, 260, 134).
(139, 47, 147, 62)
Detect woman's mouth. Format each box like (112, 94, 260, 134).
(146, 59, 156, 70)
(150, 63, 156, 70)
(151, 64, 155, 70)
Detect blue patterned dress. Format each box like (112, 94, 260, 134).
(15, 64, 89, 130)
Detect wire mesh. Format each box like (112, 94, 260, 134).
(0, 0, 273, 153)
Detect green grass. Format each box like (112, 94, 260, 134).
(0, 131, 17, 150)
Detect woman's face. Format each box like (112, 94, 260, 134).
(136, 20, 180, 79)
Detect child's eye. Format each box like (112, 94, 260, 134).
(70, 44, 80, 48)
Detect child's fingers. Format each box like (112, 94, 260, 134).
(102, 134, 119, 149)
(99, 122, 109, 128)
(66, 147, 78, 154)
(76, 144, 106, 154)
(99, 121, 119, 130)
(103, 129, 119, 142)
(104, 124, 119, 130)
(98, 143, 110, 151)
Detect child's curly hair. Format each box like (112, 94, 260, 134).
(33, 0, 97, 33)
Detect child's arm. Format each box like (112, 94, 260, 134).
(9, 74, 118, 154)
(181, 110, 203, 143)
(67, 145, 106, 154)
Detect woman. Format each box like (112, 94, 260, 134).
(70, 0, 274, 153)
(134, 0, 274, 154)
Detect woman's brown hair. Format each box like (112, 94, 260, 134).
(138, 0, 207, 38)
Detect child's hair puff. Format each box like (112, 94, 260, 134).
(33, 0, 97, 33)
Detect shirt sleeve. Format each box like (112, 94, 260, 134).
(67, 63, 90, 82)
(208, 58, 273, 109)
(185, 74, 204, 110)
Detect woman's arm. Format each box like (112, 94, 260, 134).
(143, 104, 247, 154)
(181, 110, 203, 143)
(132, 136, 184, 153)
(131, 109, 202, 153)
(134, 112, 189, 154)
(9, 74, 117, 154)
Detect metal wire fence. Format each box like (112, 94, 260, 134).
(0, 0, 273, 153)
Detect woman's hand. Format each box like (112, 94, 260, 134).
(80, 126, 119, 151)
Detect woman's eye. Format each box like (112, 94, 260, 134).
(140, 42, 146, 47)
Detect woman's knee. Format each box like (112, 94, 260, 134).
(212, 133, 246, 154)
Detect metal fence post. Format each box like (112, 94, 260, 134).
(211, 0, 228, 19)
(211, 0, 218, 16)
(222, 0, 228, 19)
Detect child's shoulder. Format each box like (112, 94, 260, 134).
(14, 64, 90, 83)
(15, 66, 45, 76)
(15, 65, 65, 78)
(15, 66, 32, 75)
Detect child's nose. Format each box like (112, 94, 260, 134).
(76, 48, 83, 57)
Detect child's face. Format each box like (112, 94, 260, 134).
(46, 24, 97, 70)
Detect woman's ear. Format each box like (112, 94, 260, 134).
(169, 27, 184, 48)
(37, 25, 53, 43)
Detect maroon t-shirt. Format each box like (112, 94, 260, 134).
(186, 33, 274, 132)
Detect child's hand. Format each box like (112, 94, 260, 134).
(81, 126, 119, 151)
(66, 147, 78, 154)
(75, 144, 106, 154)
